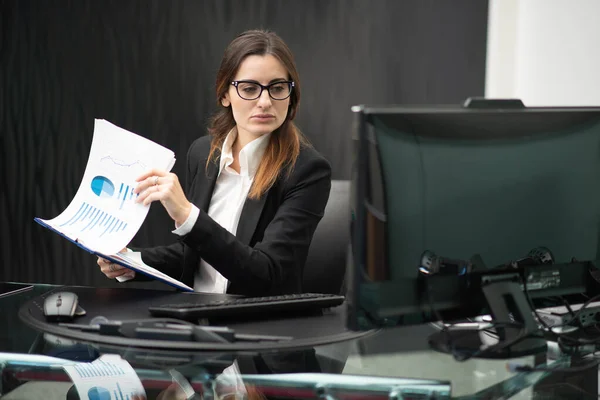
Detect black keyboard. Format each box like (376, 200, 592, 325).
(148, 293, 345, 320)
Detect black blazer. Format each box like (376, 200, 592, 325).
(139, 135, 332, 296)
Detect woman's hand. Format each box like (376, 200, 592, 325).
(97, 250, 135, 279)
(134, 169, 192, 226)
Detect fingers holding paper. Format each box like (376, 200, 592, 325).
(98, 256, 135, 279)
(135, 169, 192, 226)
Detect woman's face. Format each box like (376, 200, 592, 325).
(223, 54, 291, 141)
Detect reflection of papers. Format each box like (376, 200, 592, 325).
(36, 119, 175, 255)
(113, 251, 193, 291)
(214, 361, 248, 399)
(63, 354, 146, 400)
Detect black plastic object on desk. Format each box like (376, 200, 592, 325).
(148, 293, 346, 320)
(58, 318, 293, 343)
(18, 286, 372, 351)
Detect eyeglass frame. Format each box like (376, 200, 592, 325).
(230, 80, 295, 101)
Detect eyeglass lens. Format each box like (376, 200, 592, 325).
(236, 82, 292, 100)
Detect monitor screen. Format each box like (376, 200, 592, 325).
(347, 104, 600, 330)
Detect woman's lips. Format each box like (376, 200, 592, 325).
(252, 114, 275, 122)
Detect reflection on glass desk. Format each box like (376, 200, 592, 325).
(1, 283, 599, 399)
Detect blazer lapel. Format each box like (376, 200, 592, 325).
(236, 194, 268, 246)
(193, 143, 267, 246)
(194, 156, 219, 212)
(182, 152, 218, 287)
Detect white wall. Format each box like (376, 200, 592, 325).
(486, 0, 600, 106)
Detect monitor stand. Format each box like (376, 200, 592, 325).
(428, 279, 547, 359)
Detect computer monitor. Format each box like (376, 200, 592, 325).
(347, 100, 600, 357)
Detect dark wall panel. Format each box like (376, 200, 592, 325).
(0, 0, 488, 287)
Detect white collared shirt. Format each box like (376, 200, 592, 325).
(173, 129, 272, 293)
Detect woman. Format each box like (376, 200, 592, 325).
(98, 30, 331, 296)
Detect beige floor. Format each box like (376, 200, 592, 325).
(1, 381, 72, 400)
(342, 346, 536, 399)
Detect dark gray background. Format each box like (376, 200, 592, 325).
(0, 0, 488, 288)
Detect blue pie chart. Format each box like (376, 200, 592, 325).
(87, 386, 111, 400)
(91, 176, 115, 198)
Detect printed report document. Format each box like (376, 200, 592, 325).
(34, 119, 193, 292)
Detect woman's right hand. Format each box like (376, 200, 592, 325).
(97, 248, 135, 279)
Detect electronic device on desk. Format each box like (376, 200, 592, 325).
(43, 291, 86, 322)
(148, 292, 345, 321)
(537, 301, 600, 328)
(347, 99, 600, 359)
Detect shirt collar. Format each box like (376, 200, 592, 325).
(219, 128, 272, 177)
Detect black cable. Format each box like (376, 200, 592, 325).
(523, 279, 554, 331)
(520, 284, 600, 373)
(428, 258, 600, 366)
(524, 284, 600, 347)
(507, 357, 600, 374)
(556, 294, 600, 328)
(560, 296, 577, 320)
(426, 279, 531, 362)
(556, 307, 600, 349)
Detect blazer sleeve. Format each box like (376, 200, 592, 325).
(137, 138, 204, 279)
(136, 241, 185, 279)
(180, 151, 332, 294)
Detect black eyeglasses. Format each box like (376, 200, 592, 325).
(231, 80, 295, 100)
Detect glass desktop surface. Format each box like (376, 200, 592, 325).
(0, 283, 597, 399)
(0, 282, 33, 299)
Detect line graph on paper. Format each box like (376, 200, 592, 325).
(100, 155, 147, 171)
(97, 151, 149, 210)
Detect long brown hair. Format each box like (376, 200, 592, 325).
(207, 30, 307, 199)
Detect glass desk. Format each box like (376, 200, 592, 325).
(0, 282, 598, 399)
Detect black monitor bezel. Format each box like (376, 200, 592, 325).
(348, 104, 600, 331)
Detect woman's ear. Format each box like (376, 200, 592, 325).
(221, 94, 231, 107)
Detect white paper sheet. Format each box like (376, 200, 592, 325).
(38, 119, 175, 255)
(63, 354, 146, 400)
(113, 251, 193, 291)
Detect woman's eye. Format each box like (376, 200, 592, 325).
(242, 87, 258, 93)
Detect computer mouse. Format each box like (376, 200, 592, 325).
(43, 291, 82, 321)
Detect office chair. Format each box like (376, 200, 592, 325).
(228, 181, 353, 378)
(302, 179, 352, 374)
(302, 179, 350, 295)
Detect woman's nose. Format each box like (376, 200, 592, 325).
(257, 89, 272, 107)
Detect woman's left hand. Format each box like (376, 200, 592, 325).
(135, 169, 192, 226)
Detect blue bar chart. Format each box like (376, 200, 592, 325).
(73, 360, 125, 378)
(59, 202, 127, 237)
(64, 355, 144, 400)
(117, 183, 136, 210)
(55, 175, 140, 238)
